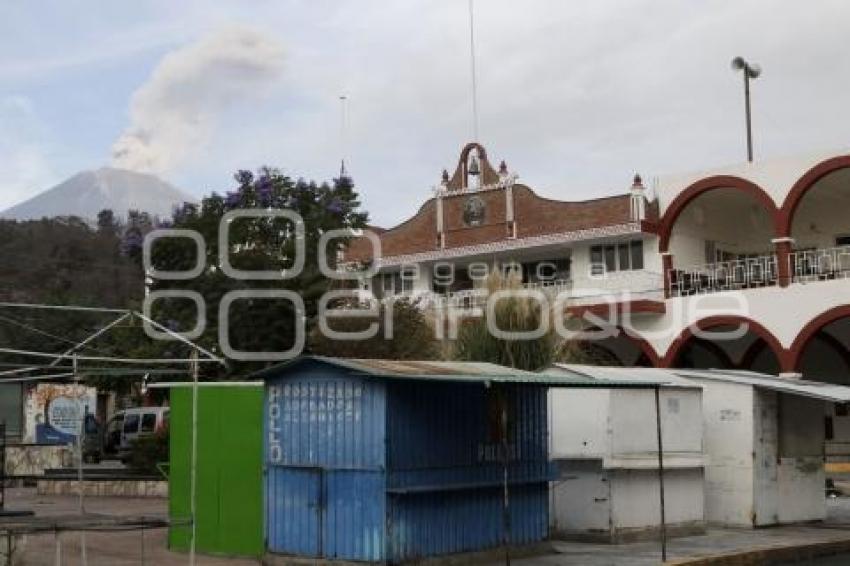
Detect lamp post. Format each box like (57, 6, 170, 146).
(731, 56, 761, 162)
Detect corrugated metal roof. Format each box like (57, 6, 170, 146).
(672, 368, 850, 402)
(255, 356, 654, 388)
(547, 364, 701, 389)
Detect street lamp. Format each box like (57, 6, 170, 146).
(731, 56, 762, 162)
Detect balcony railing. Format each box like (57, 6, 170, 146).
(668, 254, 778, 297)
(439, 279, 574, 311)
(790, 245, 850, 283)
(572, 270, 664, 306)
(371, 273, 664, 312)
(667, 245, 850, 297)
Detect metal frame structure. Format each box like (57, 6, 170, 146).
(0, 302, 225, 566)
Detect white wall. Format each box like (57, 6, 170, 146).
(550, 460, 611, 536)
(608, 388, 703, 458)
(550, 461, 704, 538)
(654, 150, 842, 216)
(549, 389, 610, 459)
(610, 468, 704, 530)
(699, 380, 756, 527)
(777, 393, 827, 523)
(628, 278, 850, 362)
(753, 389, 779, 525)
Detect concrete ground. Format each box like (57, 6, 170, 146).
(2, 488, 259, 565)
(5, 488, 850, 565)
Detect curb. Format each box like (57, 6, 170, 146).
(666, 538, 850, 565)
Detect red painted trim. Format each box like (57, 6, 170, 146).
(775, 240, 792, 288)
(576, 324, 663, 367)
(661, 315, 791, 371)
(619, 327, 663, 367)
(661, 254, 673, 298)
(658, 175, 780, 252)
(778, 155, 850, 237)
(789, 305, 850, 371)
(566, 300, 666, 319)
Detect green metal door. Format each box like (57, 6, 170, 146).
(168, 385, 263, 557)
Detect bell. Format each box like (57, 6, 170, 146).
(468, 154, 480, 176)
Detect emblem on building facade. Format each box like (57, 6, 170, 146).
(463, 195, 486, 226)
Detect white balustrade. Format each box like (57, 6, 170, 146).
(789, 245, 850, 283)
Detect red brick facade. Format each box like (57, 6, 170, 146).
(344, 143, 658, 264)
(346, 185, 653, 264)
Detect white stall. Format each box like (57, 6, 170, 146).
(545, 365, 706, 542)
(673, 369, 850, 527)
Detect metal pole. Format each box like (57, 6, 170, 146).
(0, 421, 6, 512)
(54, 530, 61, 566)
(74, 354, 88, 566)
(468, 0, 479, 141)
(744, 71, 753, 162)
(654, 386, 667, 562)
(189, 350, 199, 566)
(501, 388, 511, 566)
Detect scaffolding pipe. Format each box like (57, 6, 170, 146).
(189, 351, 199, 566)
(74, 355, 88, 566)
(655, 385, 668, 562)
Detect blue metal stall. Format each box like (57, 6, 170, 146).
(258, 357, 555, 563)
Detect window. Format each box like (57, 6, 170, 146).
(590, 247, 604, 276)
(140, 413, 157, 433)
(630, 241, 644, 270)
(432, 264, 453, 291)
(123, 413, 140, 434)
(836, 236, 850, 247)
(705, 240, 716, 263)
(604, 245, 616, 273)
(617, 244, 630, 271)
(591, 240, 644, 274)
(524, 258, 571, 283)
(400, 265, 417, 293)
(381, 272, 394, 295)
(501, 261, 522, 279)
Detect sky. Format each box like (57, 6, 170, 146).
(2, 1, 850, 227)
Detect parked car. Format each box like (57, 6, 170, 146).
(102, 406, 169, 462)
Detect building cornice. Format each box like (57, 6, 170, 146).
(376, 222, 644, 268)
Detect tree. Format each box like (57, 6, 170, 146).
(148, 167, 369, 377)
(96, 209, 119, 237)
(310, 297, 439, 360)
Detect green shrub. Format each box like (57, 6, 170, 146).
(310, 296, 439, 360)
(127, 426, 169, 475)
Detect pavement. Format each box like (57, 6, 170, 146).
(2, 488, 259, 566)
(5, 488, 850, 565)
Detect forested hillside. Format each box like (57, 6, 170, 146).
(0, 211, 144, 307)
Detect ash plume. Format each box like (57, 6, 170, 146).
(111, 26, 284, 174)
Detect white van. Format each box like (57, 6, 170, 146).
(103, 406, 169, 460)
